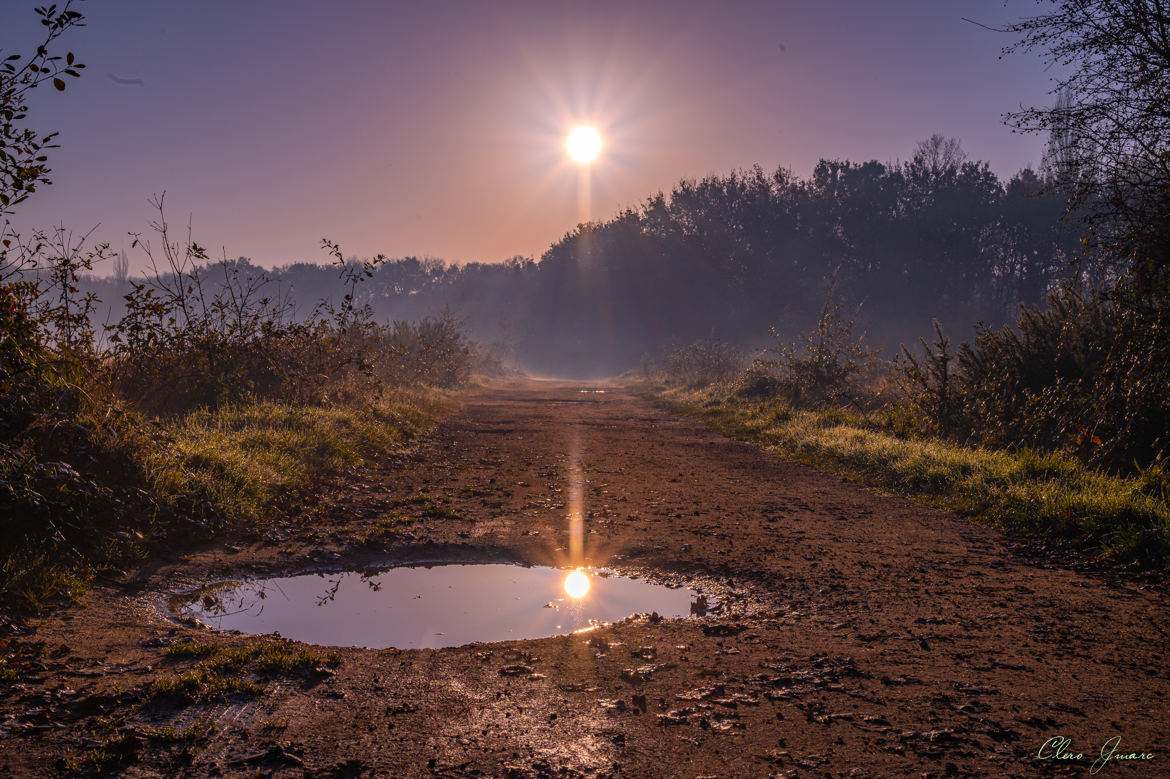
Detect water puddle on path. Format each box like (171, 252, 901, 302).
(170, 564, 705, 649)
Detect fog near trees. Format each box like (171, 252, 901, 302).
(81, 137, 1086, 377)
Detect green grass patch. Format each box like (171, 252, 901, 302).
(420, 504, 461, 520)
(63, 733, 141, 774)
(211, 641, 341, 674)
(0, 552, 93, 618)
(641, 383, 1170, 567)
(149, 667, 265, 704)
(143, 722, 215, 745)
(152, 390, 455, 522)
(59, 711, 217, 775)
(152, 638, 341, 705)
(164, 641, 218, 659)
(350, 513, 415, 547)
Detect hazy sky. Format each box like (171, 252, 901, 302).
(4, 1, 1059, 271)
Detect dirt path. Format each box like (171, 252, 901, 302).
(1, 379, 1167, 777)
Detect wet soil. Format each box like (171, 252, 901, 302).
(1, 379, 1166, 777)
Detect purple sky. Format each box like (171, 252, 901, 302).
(4, 1, 1059, 272)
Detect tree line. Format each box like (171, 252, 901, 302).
(81, 136, 1085, 377)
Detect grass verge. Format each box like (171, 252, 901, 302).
(639, 382, 1170, 567)
(0, 388, 456, 621)
(152, 389, 455, 520)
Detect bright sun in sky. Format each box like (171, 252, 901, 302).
(566, 126, 602, 163)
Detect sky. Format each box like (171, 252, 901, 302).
(3, 0, 1061, 272)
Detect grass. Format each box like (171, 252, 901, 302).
(421, 504, 461, 520)
(63, 734, 141, 774)
(149, 667, 266, 704)
(350, 513, 415, 547)
(152, 389, 456, 521)
(0, 560, 90, 620)
(165, 638, 342, 672)
(640, 382, 1170, 567)
(1, 388, 455, 619)
(164, 641, 218, 659)
(143, 722, 215, 744)
(62, 716, 213, 773)
(212, 641, 342, 673)
(153, 639, 341, 704)
(59, 641, 324, 771)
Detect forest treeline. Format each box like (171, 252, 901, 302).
(82, 135, 1085, 377)
(518, 139, 1086, 374)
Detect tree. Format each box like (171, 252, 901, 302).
(1005, 1, 1170, 289)
(1039, 89, 1080, 183)
(0, 2, 86, 218)
(911, 134, 967, 180)
(113, 249, 129, 286)
(1, 1, 87, 368)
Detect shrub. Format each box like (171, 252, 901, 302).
(900, 283, 1170, 472)
(653, 337, 745, 388)
(760, 269, 880, 408)
(733, 361, 784, 400)
(105, 198, 472, 415)
(898, 319, 957, 434)
(0, 202, 473, 618)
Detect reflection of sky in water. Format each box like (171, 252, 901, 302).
(177, 565, 702, 649)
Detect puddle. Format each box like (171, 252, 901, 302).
(170, 564, 706, 649)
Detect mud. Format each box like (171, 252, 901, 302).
(0, 379, 1166, 777)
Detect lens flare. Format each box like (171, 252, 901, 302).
(566, 126, 602, 162)
(564, 569, 590, 599)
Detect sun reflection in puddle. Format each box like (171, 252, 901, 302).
(567, 429, 585, 565)
(171, 563, 704, 650)
(564, 569, 590, 599)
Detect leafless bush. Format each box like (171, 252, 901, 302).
(105, 196, 471, 415)
(653, 337, 745, 388)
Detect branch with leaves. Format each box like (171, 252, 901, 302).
(0, 2, 86, 215)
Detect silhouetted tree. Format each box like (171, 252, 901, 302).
(1006, 0, 1170, 290)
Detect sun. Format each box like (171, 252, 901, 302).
(566, 126, 602, 163)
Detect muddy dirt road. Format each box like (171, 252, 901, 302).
(1, 380, 1167, 777)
